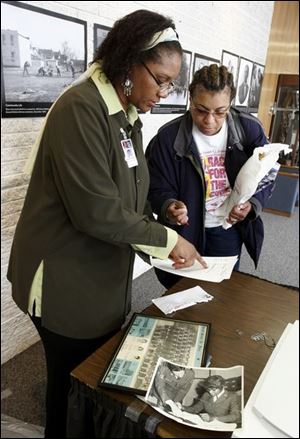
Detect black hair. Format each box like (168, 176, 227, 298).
(195, 375, 225, 396)
(93, 9, 182, 84)
(189, 64, 236, 101)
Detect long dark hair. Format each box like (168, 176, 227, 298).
(93, 9, 182, 84)
(189, 64, 236, 101)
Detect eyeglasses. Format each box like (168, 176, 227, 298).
(190, 102, 230, 120)
(141, 62, 175, 95)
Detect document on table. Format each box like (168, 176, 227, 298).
(152, 285, 214, 314)
(253, 320, 299, 438)
(151, 255, 238, 282)
(232, 320, 299, 438)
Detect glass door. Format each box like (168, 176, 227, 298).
(269, 75, 299, 166)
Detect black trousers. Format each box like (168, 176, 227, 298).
(30, 315, 118, 438)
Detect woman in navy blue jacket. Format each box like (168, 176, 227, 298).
(146, 64, 274, 288)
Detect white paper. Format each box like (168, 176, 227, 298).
(253, 320, 299, 438)
(211, 143, 291, 229)
(152, 285, 214, 314)
(232, 321, 298, 438)
(151, 255, 238, 283)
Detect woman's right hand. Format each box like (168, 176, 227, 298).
(166, 201, 189, 225)
(169, 235, 208, 269)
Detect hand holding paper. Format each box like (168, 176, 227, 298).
(212, 143, 291, 229)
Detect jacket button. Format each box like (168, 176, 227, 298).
(136, 179, 141, 184)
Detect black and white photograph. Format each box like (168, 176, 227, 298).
(93, 23, 111, 57)
(151, 50, 192, 114)
(146, 359, 243, 432)
(248, 63, 265, 112)
(235, 57, 253, 107)
(193, 53, 219, 76)
(1, 1, 87, 117)
(221, 50, 240, 89)
(99, 313, 210, 395)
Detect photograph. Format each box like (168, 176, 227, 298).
(146, 359, 243, 432)
(235, 57, 253, 107)
(99, 313, 210, 395)
(193, 53, 220, 76)
(221, 50, 240, 89)
(1, 1, 87, 117)
(93, 23, 111, 57)
(248, 63, 265, 111)
(151, 50, 192, 114)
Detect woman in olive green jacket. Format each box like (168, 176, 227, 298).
(7, 10, 206, 438)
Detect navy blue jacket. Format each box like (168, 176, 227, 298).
(146, 109, 273, 267)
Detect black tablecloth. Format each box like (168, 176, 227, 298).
(67, 378, 159, 438)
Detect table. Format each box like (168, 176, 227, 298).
(67, 272, 299, 438)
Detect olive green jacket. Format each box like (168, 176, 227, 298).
(7, 78, 167, 338)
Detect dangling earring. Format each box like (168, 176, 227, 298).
(123, 77, 133, 96)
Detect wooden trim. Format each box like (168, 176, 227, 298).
(263, 208, 292, 217)
(280, 165, 299, 171)
(278, 172, 299, 178)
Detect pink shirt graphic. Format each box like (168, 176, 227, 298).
(202, 153, 231, 212)
(192, 121, 231, 227)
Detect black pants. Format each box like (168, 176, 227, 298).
(156, 224, 243, 289)
(30, 315, 118, 438)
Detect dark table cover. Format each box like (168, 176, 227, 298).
(67, 378, 159, 438)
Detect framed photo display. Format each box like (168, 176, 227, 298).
(235, 57, 253, 107)
(221, 50, 240, 88)
(151, 50, 192, 114)
(193, 53, 220, 76)
(99, 313, 210, 395)
(1, 0, 87, 118)
(93, 23, 111, 57)
(248, 63, 265, 112)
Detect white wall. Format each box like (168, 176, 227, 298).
(1, 0, 274, 363)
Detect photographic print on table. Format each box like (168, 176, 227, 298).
(93, 23, 111, 57)
(99, 313, 210, 395)
(221, 50, 240, 90)
(1, 1, 87, 118)
(248, 63, 265, 112)
(192, 53, 220, 76)
(146, 359, 243, 432)
(151, 50, 192, 114)
(235, 57, 253, 108)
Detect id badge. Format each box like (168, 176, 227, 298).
(120, 138, 138, 168)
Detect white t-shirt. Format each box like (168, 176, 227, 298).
(192, 121, 231, 227)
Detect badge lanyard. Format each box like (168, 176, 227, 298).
(120, 128, 138, 168)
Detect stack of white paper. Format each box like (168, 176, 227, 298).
(232, 320, 299, 438)
(151, 255, 238, 282)
(152, 285, 213, 314)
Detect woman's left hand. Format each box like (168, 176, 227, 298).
(227, 201, 252, 224)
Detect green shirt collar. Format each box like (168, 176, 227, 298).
(92, 67, 139, 126)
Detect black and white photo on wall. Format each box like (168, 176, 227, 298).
(1, 1, 87, 118)
(221, 50, 240, 89)
(192, 53, 219, 76)
(151, 50, 192, 114)
(235, 57, 253, 107)
(93, 23, 111, 57)
(248, 63, 265, 111)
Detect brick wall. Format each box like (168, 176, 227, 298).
(1, 0, 274, 363)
